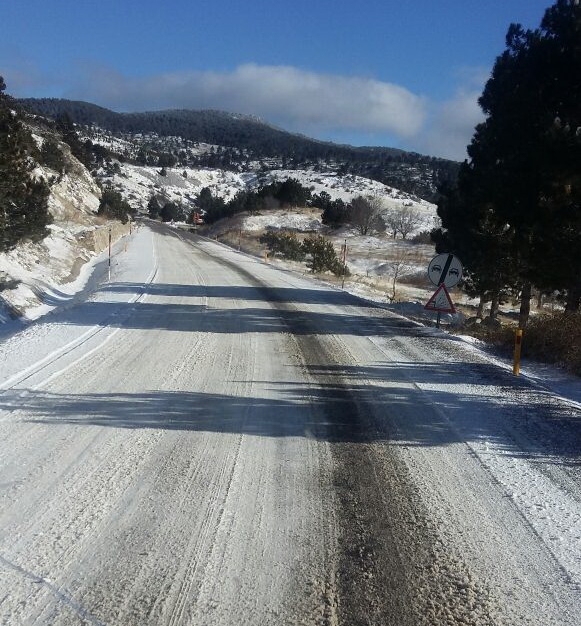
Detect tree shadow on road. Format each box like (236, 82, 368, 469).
(99, 282, 372, 307)
(8, 357, 581, 466)
(44, 284, 425, 338)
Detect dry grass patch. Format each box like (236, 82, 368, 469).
(455, 312, 581, 376)
(522, 313, 581, 375)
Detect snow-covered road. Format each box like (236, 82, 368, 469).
(0, 223, 579, 625)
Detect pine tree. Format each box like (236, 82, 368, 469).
(0, 77, 51, 251)
(273, 178, 311, 207)
(40, 137, 66, 172)
(147, 195, 162, 219)
(434, 1, 581, 323)
(56, 112, 90, 167)
(302, 235, 345, 275)
(98, 188, 135, 224)
(160, 201, 181, 223)
(433, 177, 519, 320)
(476, 0, 581, 317)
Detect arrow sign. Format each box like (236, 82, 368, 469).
(424, 284, 456, 314)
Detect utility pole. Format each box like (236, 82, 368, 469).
(108, 227, 112, 281)
(341, 239, 348, 289)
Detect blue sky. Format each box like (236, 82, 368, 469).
(1, 0, 552, 160)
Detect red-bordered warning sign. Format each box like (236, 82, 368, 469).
(424, 284, 456, 314)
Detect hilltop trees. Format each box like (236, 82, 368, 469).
(433, 0, 581, 324)
(0, 76, 52, 252)
(20, 99, 458, 202)
(55, 112, 90, 167)
(201, 179, 313, 224)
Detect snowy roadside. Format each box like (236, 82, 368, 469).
(456, 332, 581, 408)
(0, 226, 157, 388)
(203, 203, 581, 407)
(4, 220, 579, 417)
(0, 222, 579, 623)
(370, 324, 581, 595)
(259, 245, 581, 413)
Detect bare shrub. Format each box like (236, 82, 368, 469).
(349, 195, 385, 235)
(384, 207, 423, 240)
(382, 248, 417, 301)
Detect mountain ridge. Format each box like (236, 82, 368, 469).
(19, 97, 460, 202)
(18, 97, 408, 155)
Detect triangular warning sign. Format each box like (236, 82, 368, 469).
(424, 284, 456, 313)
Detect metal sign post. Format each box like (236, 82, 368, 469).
(108, 228, 112, 281)
(424, 284, 456, 327)
(425, 253, 462, 327)
(341, 239, 348, 289)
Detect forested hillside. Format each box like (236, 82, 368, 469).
(19, 98, 459, 202)
(0, 80, 52, 252)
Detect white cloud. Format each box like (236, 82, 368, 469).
(4, 59, 490, 160)
(67, 63, 427, 139)
(422, 90, 484, 160)
(411, 68, 489, 160)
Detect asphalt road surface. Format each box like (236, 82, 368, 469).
(0, 224, 579, 625)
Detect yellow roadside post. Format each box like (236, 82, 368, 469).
(513, 329, 523, 375)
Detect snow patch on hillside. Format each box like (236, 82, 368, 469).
(48, 169, 101, 222)
(242, 210, 322, 232)
(101, 164, 249, 211)
(100, 162, 437, 231)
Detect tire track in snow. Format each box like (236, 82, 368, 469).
(0, 554, 106, 626)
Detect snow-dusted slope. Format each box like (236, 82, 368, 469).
(101, 162, 436, 228)
(0, 156, 126, 322)
(2, 153, 438, 324)
(100, 164, 250, 211)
